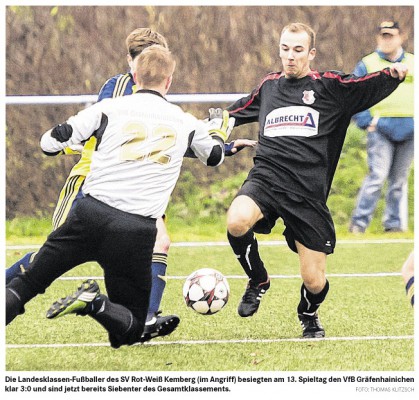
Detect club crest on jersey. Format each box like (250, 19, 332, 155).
(302, 90, 315, 105)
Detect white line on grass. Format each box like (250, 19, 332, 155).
(6, 335, 414, 349)
(57, 272, 401, 281)
(5, 238, 414, 250)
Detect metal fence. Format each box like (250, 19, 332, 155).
(5, 93, 248, 106)
(5, 93, 409, 230)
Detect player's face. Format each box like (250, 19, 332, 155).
(279, 30, 316, 79)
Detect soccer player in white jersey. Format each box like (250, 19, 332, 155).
(5, 27, 255, 342)
(6, 45, 235, 348)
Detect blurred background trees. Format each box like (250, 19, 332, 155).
(5, 5, 414, 222)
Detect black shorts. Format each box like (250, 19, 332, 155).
(22, 195, 157, 322)
(236, 179, 336, 254)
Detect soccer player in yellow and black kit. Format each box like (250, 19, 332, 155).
(6, 28, 179, 342)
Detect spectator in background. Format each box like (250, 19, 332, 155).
(349, 21, 414, 234)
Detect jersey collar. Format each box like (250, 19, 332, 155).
(279, 69, 321, 80)
(135, 89, 166, 100)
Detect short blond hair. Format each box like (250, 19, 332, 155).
(126, 28, 168, 59)
(135, 45, 176, 88)
(281, 22, 316, 49)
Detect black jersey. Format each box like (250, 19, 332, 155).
(228, 69, 402, 203)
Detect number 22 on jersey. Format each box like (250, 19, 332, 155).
(120, 122, 177, 165)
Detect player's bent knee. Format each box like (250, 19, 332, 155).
(227, 214, 252, 237)
(301, 274, 327, 294)
(227, 195, 262, 237)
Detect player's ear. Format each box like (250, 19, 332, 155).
(309, 47, 316, 61)
(165, 75, 173, 91)
(127, 53, 133, 69)
(133, 71, 139, 86)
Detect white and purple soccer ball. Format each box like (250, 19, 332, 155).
(183, 268, 230, 315)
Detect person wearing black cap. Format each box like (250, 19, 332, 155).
(349, 21, 414, 234)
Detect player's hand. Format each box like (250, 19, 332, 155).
(206, 108, 235, 142)
(225, 139, 257, 156)
(208, 107, 224, 121)
(390, 62, 408, 80)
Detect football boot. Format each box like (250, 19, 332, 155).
(298, 312, 325, 338)
(238, 278, 270, 317)
(46, 279, 101, 319)
(139, 311, 180, 342)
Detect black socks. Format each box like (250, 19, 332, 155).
(227, 229, 268, 283)
(298, 280, 329, 315)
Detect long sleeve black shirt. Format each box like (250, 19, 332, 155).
(227, 69, 402, 203)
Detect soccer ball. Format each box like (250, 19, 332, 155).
(183, 268, 230, 315)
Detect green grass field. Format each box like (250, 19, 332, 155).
(5, 239, 414, 372)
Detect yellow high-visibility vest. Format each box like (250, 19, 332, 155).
(362, 51, 414, 117)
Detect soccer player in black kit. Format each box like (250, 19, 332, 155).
(226, 22, 408, 338)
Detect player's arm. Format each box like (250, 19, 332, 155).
(185, 106, 255, 159)
(184, 137, 256, 158)
(185, 108, 240, 159)
(40, 102, 105, 155)
(50, 78, 118, 158)
(188, 109, 235, 167)
(224, 138, 257, 156)
(208, 107, 256, 156)
(333, 66, 406, 115)
(226, 75, 272, 127)
(226, 92, 260, 127)
(54, 75, 126, 157)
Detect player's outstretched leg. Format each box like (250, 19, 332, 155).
(46, 279, 145, 348)
(402, 251, 414, 307)
(46, 279, 102, 318)
(227, 230, 270, 317)
(6, 251, 36, 285)
(138, 253, 180, 342)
